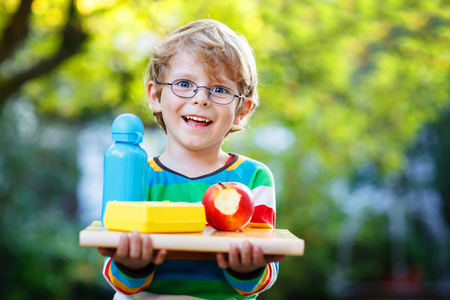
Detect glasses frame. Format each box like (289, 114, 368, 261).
(157, 79, 245, 105)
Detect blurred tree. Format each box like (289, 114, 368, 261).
(0, 100, 112, 298)
(0, 0, 87, 106)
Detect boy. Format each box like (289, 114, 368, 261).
(98, 19, 284, 299)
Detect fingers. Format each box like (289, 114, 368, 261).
(216, 252, 229, 269)
(228, 243, 241, 267)
(268, 254, 286, 263)
(129, 231, 142, 259)
(219, 242, 284, 274)
(153, 249, 167, 265)
(229, 242, 259, 267)
(240, 242, 252, 266)
(107, 231, 167, 270)
(251, 244, 265, 266)
(141, 234, 153, 261)
(115, 233, 131, 258)
(114, 231, 153, 260)
(141, 235, 166, 264)
(97, 247, 115, 257)
(218, 242, 258, 273)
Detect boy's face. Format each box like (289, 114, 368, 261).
(148, 51, 247, 153)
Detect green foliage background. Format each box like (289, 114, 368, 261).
(0, 0, 449, 299)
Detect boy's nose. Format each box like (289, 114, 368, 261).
(191, 87, 211, 107)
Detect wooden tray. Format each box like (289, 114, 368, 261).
(79, 221, 304, 256)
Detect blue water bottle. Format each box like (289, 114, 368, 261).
(101, 113, 148, 224)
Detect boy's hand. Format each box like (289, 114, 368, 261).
(216, 241, 285, 274)
(97, 230, 167, 271)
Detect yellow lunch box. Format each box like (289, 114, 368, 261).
(103, 201, 206, 233)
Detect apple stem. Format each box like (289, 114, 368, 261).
(218, 182, 226, 189)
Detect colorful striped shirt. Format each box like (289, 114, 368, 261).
(103, 154, 279, 299)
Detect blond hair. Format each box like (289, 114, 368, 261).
(144, 19, 259, 135)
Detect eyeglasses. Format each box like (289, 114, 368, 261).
(157, 79, 244, 105)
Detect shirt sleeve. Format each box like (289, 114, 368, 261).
(102, 257, 155, 295)
(224, 161, 280, 297)
(248, 163, 277, 228)
(223, 262, 279, 297)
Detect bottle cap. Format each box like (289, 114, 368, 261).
(111, 113, 145, 144)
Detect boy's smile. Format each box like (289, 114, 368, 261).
(183, 115, 212, 127)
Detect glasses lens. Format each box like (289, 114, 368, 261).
(171, 79, 197, 98)
(210, 86, 234, 104)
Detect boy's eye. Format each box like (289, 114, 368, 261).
(174, 80, 194, 89)
(211, 86, 231, 95)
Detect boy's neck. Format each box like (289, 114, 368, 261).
(159, 147, 230, 178)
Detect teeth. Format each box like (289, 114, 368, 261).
(185, 116, 211, 123)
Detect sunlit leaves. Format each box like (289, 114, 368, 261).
(76, 0, 118, 15)
(31, 0, 68, 31)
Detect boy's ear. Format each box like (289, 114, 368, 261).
(147, 81, 162, 113)
(233, 98, 253, 125)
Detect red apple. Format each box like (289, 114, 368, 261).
(202, 182, 254, 231)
